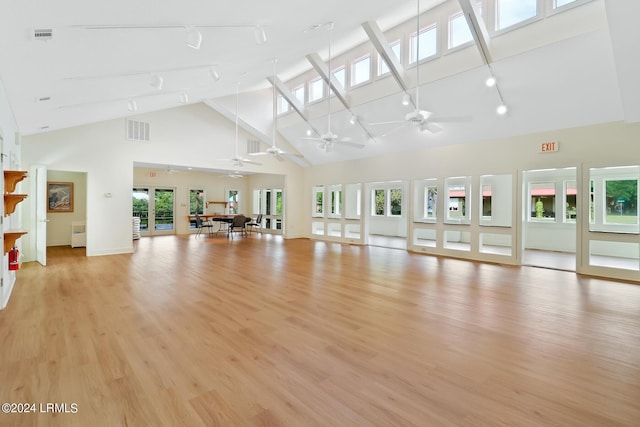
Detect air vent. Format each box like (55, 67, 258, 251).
(126, 119, 150, 142)
(32, 28, 53, 41)
(247, 139, 260, 154)
(36, 96, 51, 103)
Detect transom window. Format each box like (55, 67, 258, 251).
(496, 0, 538, 31)
(378, 40, 401, 76)
(410, 24, 438, 63)
(351, 55, 372, 86)
(555, 0, 577, 8)
(293, 85, 305, 104)
(332, 66, 346, 89)
(309, 77, 324, 102)
(277, 94, 289, 114)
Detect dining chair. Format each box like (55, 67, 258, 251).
(194, 214, 213, 238)
(246, 214, 263, 234)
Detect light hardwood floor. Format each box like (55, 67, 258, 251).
(1, 234, 639, 426)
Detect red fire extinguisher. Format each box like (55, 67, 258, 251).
(8, 247, 19, 271)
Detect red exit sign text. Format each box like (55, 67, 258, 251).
(540, 141, 559, 153)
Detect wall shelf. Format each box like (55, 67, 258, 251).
(4, 170, 28, 194)
(4, 194, 28, 217)
(4, 231, 27, 254)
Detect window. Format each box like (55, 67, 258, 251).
(529, 182, 556, 221)
(496, 0, 537, 31)
(589, 166, 639, 233)
(605, 179, 638, 225)
(410, 25, 438, 63)
(373, 189, 385, 216)
(313, 185, 324, 217)
(344, 183, 361, 219)
(277, 95, 289, 114)
(309, 77, 324, 102)
(330, 186, 342, 217)
(555, 0, 577, 8)
(228, 190, 239, 214)
(351, 55, 371, 86)
(332, 66, 346, 89)
(293, 85, 305, 104)
(565, 181, 577, 223)
(389, 189, 402, 216)
(449, 11, 474, 49)
(481, 184, 492, 220)
(445, 176, 471, 224)
(378, 41, 401, 76)
(424, 186, 437, 220)
(252, 189, 262, 215)
(414, 179, 437, 222)
(189, 189, 204, 216)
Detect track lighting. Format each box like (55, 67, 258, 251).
(186, 28, 202, 49)
(485, 76, 497, 87)
(179, 93, 189, 103)
(210, 67, 220, 82)
(402, 92, 410, 106)
(496, 104, 508, 115)
(349, 114, 357, 125)
(254, 26, 267, 45)
(150, 74, 163, 90)
(306, 129, 312, 136)
(127, 100, 137, 112)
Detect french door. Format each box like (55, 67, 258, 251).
(132, 187, 175, 236)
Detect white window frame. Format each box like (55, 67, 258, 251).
(308, 76, 325, 103)
(377, 40, 401, 77)
(276, 94, 289, 115)
(332, 66, 346, 90)
(350, 54, 372, 88)
(409, 24, 439, 64)
(493, 0, 541, 34)
(293, 84, 305, 105)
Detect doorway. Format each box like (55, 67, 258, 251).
(132, 187, 176, 236)
(364, 181, 407, 250)
(522, 168, 577, 271)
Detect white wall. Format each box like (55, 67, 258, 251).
(21, 103, 305, 260)
(304, 121, 640, 282)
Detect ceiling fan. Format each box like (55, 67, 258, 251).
(251, 59, 304, 162)
(301, 23, 364, 152)
(217, 82, 262, 168)
(369, 0, 469, 135)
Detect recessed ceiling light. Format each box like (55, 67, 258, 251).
(496, 104, 508, 115)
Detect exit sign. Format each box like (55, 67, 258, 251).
(540, 141, 559, 153)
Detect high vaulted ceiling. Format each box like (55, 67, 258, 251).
(1, 0, 638, 167)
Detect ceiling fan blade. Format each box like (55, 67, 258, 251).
(336, 140, 365, 148)
(241, 158, 262, 165)
(421, 122, 443, 134)
(248, 152, 268, 157)
(380, 123, 407, 137)
(368, 120, 404, 126)
(301, 137, 323, 142)
(429, 116, 473, 123)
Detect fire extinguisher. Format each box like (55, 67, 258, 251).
(8, 247, 19, 271)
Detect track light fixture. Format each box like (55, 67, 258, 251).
(496, 104, 508, 115)
(179, 93, 189, 103)
(306, 129, 312, 136)
(485, 76, 497, 87)
(210, 67, 220, 82)
(150, 74, 163, 90)
(254, 26, 267, 45)
(127, 100, 137, 112)
(349, 114, 357, 125)
(401, 92, 411, 106)
(186, 28, 202, 49)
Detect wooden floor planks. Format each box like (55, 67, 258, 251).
(0, 234, 639, 426)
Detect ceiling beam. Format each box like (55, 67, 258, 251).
(458, 0, 492, 64)
(305, 53, 378, 142)
(305, 52, 351, 108)
(204, 99, 309, 168)
(267, 75, 308, 120)
(361, 21, 410, 94)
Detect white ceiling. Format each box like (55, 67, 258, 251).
(0, 0, 638, 167)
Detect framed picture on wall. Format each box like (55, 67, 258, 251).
(47, 181, 74, 212)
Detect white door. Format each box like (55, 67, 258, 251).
(34, 165, 47, 266)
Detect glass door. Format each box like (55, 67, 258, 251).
(153, 188, 175, 234)
(133, 187, 175, 236)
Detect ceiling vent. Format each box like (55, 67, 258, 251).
(32, 28, 53, 41)
(126, 119, 150, 142)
